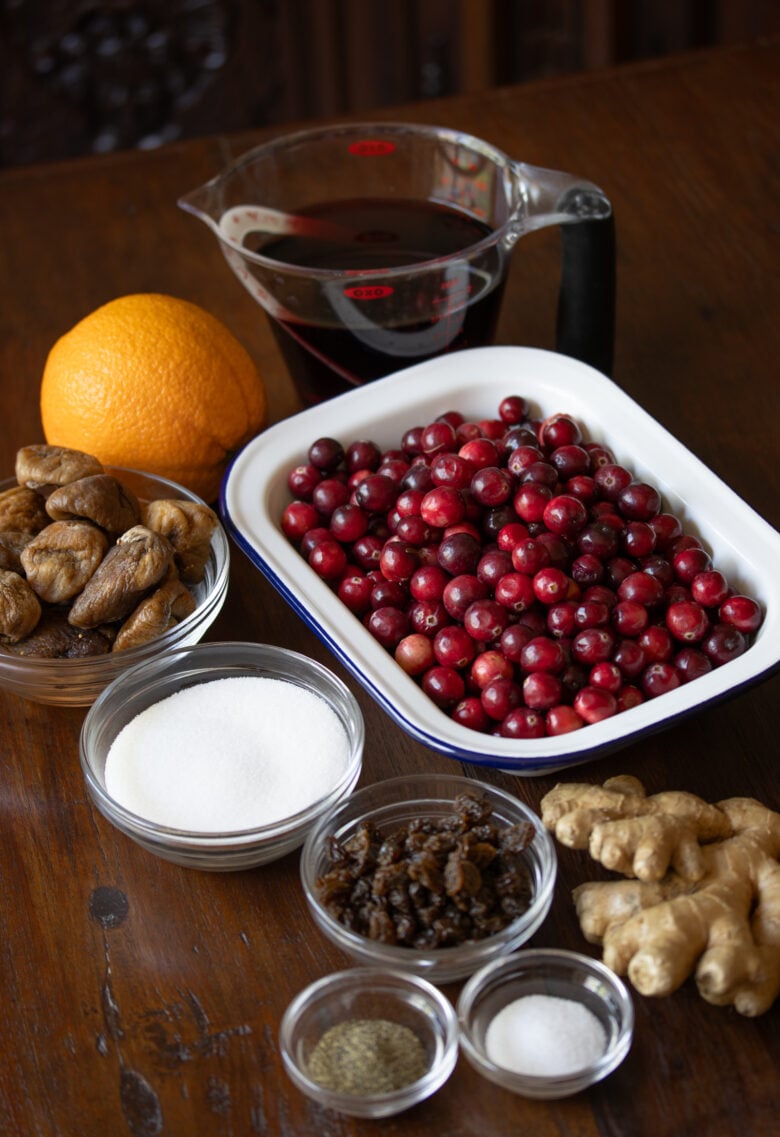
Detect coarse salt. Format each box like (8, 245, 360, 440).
(104, 676, 351, 832)
(484, 993, 607, 1078)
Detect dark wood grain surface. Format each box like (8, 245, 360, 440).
(1, 42, 778, 1137)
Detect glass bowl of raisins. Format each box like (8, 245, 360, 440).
(222, 345, 780, 774)
(299, 773, 557, 983)
(0, 457, 229, 706)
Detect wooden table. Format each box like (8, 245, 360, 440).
(1, 41, 778, 1137)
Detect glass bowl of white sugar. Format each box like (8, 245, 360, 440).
(80, 641, 364, 869)
(456, 948, 634, 1098)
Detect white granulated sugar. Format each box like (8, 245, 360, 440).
(104, 676, 351, 832)
(484, 993, 607, 1078)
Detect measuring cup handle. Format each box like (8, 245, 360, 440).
(556, 214, 616, 377)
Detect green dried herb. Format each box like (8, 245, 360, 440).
(307, 1017, 429, 1095)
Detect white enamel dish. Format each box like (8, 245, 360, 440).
(220, 346, 780, 774)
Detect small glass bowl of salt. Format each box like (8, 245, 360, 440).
(80, 641, 364, 870)
(457, 948, 634, 1099)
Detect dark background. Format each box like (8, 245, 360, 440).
(2, 0, 779, 168)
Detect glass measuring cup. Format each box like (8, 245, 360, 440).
(179, 122, 615, 405)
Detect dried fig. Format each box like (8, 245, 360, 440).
(0, 568, 42, 643)
(0, 531, 32, 574)
(114, 577, 197, 650)
(0, 484, 49, 536)
(20, 520, 109, 604)
(68, 525, 173, 628)
(46, 474, 141, 535)
(15, 444, 103, 491)
(4, 610, 114, 658)
(142, 499, 218, 583)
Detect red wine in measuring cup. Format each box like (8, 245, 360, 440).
(259, 198, 506, 405)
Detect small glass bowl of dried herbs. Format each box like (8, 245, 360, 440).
(279, 966, 459, 1118)
(299, 773, 557, 984)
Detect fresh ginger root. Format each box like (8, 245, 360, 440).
(540, 775, 780, 1016)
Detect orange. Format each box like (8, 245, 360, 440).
(40, 293, 267, 502)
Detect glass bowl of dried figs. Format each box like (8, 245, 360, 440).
(299, 773, 557, 983)
(0, 445, 229, 706)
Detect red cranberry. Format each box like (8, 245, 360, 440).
(409, 599, 451, 637)
(612, 639, 646, 679)
(351, 534, 383, 570)
(589, 661, 623, 693)
(622, 521, 656, 558)
(507, 444, 544, 476)
(550, 444, 590, 478)
(546, 705, 585, 734)
(571, 627, 616, 665)
(511, 538, 551, 575)
(499, 623, 535, 663)
(617, 481, 662, 520)
(329, 503, 370, 543)
(520, 636, 566, 674)
(478, 549, 514, 588)
(617, 685, 644, 711)
(345, 439, 381, 472)
(442, 574, 488, 622)
(437, 531, 482, 575)
(308, 539, 348, 580)
(337, 571, 373, 615)
(532, 567, 574, 605)
(547, 600, 578, 638)
(513, 482, 554, 523)
(574, 686, 618, 723)
(470, 649, 514, 689)
(429, 452, 475, 489)
(481, 677, 523, 721)
(370, 579, 408, 610)
(543, 494, 588, 539)
(434, 625, 477, 669)
(308, 437, 344, 472)
(500, 707, 547, 739)
(673, 546, 712, 584)
(459, 437, 499, 469)
(702, 623, 748, 666)
(367, 606, 410, 649)
(281, 500, 320, 543)
(638, 625, 674, 662)
(463, 599, 509, 642)
(494, 572, 537, 614)
(649, 512, 683, 549)
(691, 570, 730, 608)
(641, 661, 681, 698)
(379, 540, 420, 583)
(665, 600, 710, 642)
(422, 665, 465, 708)
(673, 646, 713, 683)
(523, 671, 563, 710)
(394, 633, 436, 676)
(420, 420, 457, 456)
(410, 564, 449, 602)
(719, 594, 762, 634)
(452, 696, 491, 732)
(471, 466, 514, 507)
(540, 413, 582, 450)
(611, 599, 649, 637)
(300, 526, 333, 557)
(312, 477, 351, 518)
(594, 464, 632, 501)
(571, 553, 605, 586)
(287, 463, 322, 499)
(618, 571, 664, 608)
(498, 395, 528, 423)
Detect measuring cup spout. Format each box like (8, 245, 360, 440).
(510, 162, 616, 376)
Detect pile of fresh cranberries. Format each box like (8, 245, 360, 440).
(280, 395, 762, 739)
